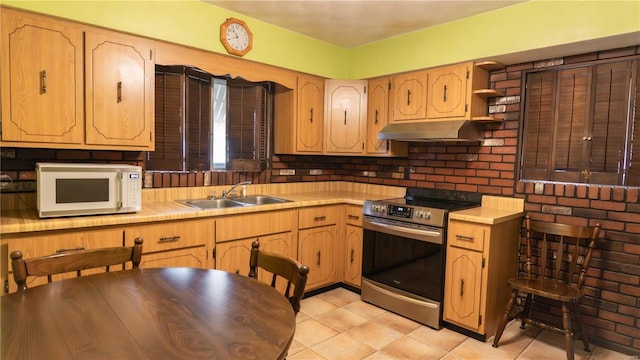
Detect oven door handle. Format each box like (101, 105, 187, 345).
(364, 219, 443, 243)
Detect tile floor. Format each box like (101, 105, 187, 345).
(287, 287, 634, 360)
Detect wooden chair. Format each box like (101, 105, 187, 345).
(248, 239, 309, 315)
(11, 237, 143, 292)
(492, 216, 601, 360)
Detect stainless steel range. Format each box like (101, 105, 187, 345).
(361, 188, 481, 329)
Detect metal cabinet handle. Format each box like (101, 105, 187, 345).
(460, 279, 465, 297)
(456, 234, 475, 241)
(582, 136, 592, 141)
(56, 247, 85, 254)
(313, 216, 326, 222)
(117, 81, 123, 103)
(40, 70, 47, 94)
(310, 108, 313, 123)
(407, 89, 412, 105)
(317, 251, 321, 266)
(344, 110, 347, 125)
(443, 84, 447, 102)
(350, 249, 355, 263)
(348, 214, 360, 220)
(375, 110, 379, 124)
(159, 236, 181, 242)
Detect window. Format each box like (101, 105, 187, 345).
(520, 57, 640, 186)
(148, 65, 273, 172)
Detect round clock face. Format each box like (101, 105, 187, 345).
(220, 18, 252, 56)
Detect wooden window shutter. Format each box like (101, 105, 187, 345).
(186, 71, 212, 171)
(522, 71, 556, 180)
(147, 66, 184, 170)
(589, 61, 632, 185)
(553, 67, 592, 183)
(629, 60, 640, 186)
(227, 81, 271, 171)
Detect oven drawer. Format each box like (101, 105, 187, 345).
(345, 205, 363, 226)
(448, 220, 486, 251)
(299, 206, 339, 229)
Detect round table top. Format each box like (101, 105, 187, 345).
(1, 267, 296, 360)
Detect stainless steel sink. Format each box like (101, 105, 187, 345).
(179, 198, 247, 210)
(234, 195, 292, 205)
(178, 195, 291, 210)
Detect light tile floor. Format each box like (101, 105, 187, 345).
(287, 288, 635, 360)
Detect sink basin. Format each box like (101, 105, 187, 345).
(180, 198, 247, 210)
(178, 195, 291, 210)
(235, 195, 293, 205)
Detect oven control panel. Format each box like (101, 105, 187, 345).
(387, 205, 413, 219)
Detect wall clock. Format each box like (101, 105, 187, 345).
(220, 18, 253, 57)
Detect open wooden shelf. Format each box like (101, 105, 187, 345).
(475, 60, 506, 71)
(471, 116, 503, 122)
(473, 89, 504, 98)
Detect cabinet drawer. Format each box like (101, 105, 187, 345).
(298, 206, 339, 229)
(448, 221, 486, 251)
(125, 219, 213, 253)
(139, 246, 207, 269)
(216, 210, 295, 243)
(345, 205, 363, 226)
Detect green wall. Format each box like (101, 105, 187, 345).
(2, 0, 639, 79)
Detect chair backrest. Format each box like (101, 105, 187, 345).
(248, 239, 309, 315)
(11, 237, 143, 292)
(523, 216, 601, 289)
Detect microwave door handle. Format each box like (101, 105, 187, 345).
(365, 219, 442, 239)
(116, 172, 123, 209)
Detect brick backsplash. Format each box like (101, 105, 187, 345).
(1, 46, 639, 355)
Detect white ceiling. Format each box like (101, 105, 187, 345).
(206, 0, 527, 48)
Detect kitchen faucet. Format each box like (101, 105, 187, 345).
(221, 181, 252, 198)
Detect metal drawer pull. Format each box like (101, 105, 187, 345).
(56, 247, 85, 254)
(159, 236, 181, 242)
(456, 234, 475, 241)
(313, 216, 326, 222)
(348, 214, 360, 220)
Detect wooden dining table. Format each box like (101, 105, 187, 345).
(1, 267, 296, 359)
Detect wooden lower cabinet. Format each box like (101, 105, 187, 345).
(298, 225, 337, 290)
(344, 205, 364, 287)
(124, 218, 214, 269)
(443, 217, 521, 338)
(1, 227, 124, 294)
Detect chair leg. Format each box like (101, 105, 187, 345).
(561, 302, 575, 360)
(492, 289, 518, 348)
(520, 293, 532, 329)
(571, 302, 591, 352)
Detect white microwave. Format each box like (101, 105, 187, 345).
(36, 163, 142, 218)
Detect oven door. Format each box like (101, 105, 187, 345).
(362, 216, 444, 302)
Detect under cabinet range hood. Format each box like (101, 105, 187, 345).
(378, 120, 484, 142)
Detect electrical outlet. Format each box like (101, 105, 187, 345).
(279, 169, 295, 176)
(0, 174, 13, 189)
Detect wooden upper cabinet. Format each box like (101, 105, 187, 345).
(296, 75, 324, 153)
(427, 62, 470, 119)
(390, 70, 428, 122)
(85, 29, 155, 149)
(366, 77, 390, 154)
(324, 79, 367, 154)
(1, 9, 84, 145)
(0, 8, 154, 150)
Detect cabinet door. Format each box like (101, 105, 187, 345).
(139, 246, 207, 269)
(390, 70, 428, 121)
(324, 80, 367, 154)
(443, 245, 483, 332)
(427, 63, 469, 119)
(2, 228, 123, 294)
(344, 224, 363, 287)
(84, 29, 154, 149)
(366, 77, 390, 154)
(1, 10, 84, 144)
(215, 238, 254, 275)
(299, 225, 336, 289)
(296, 75, 324, 153)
